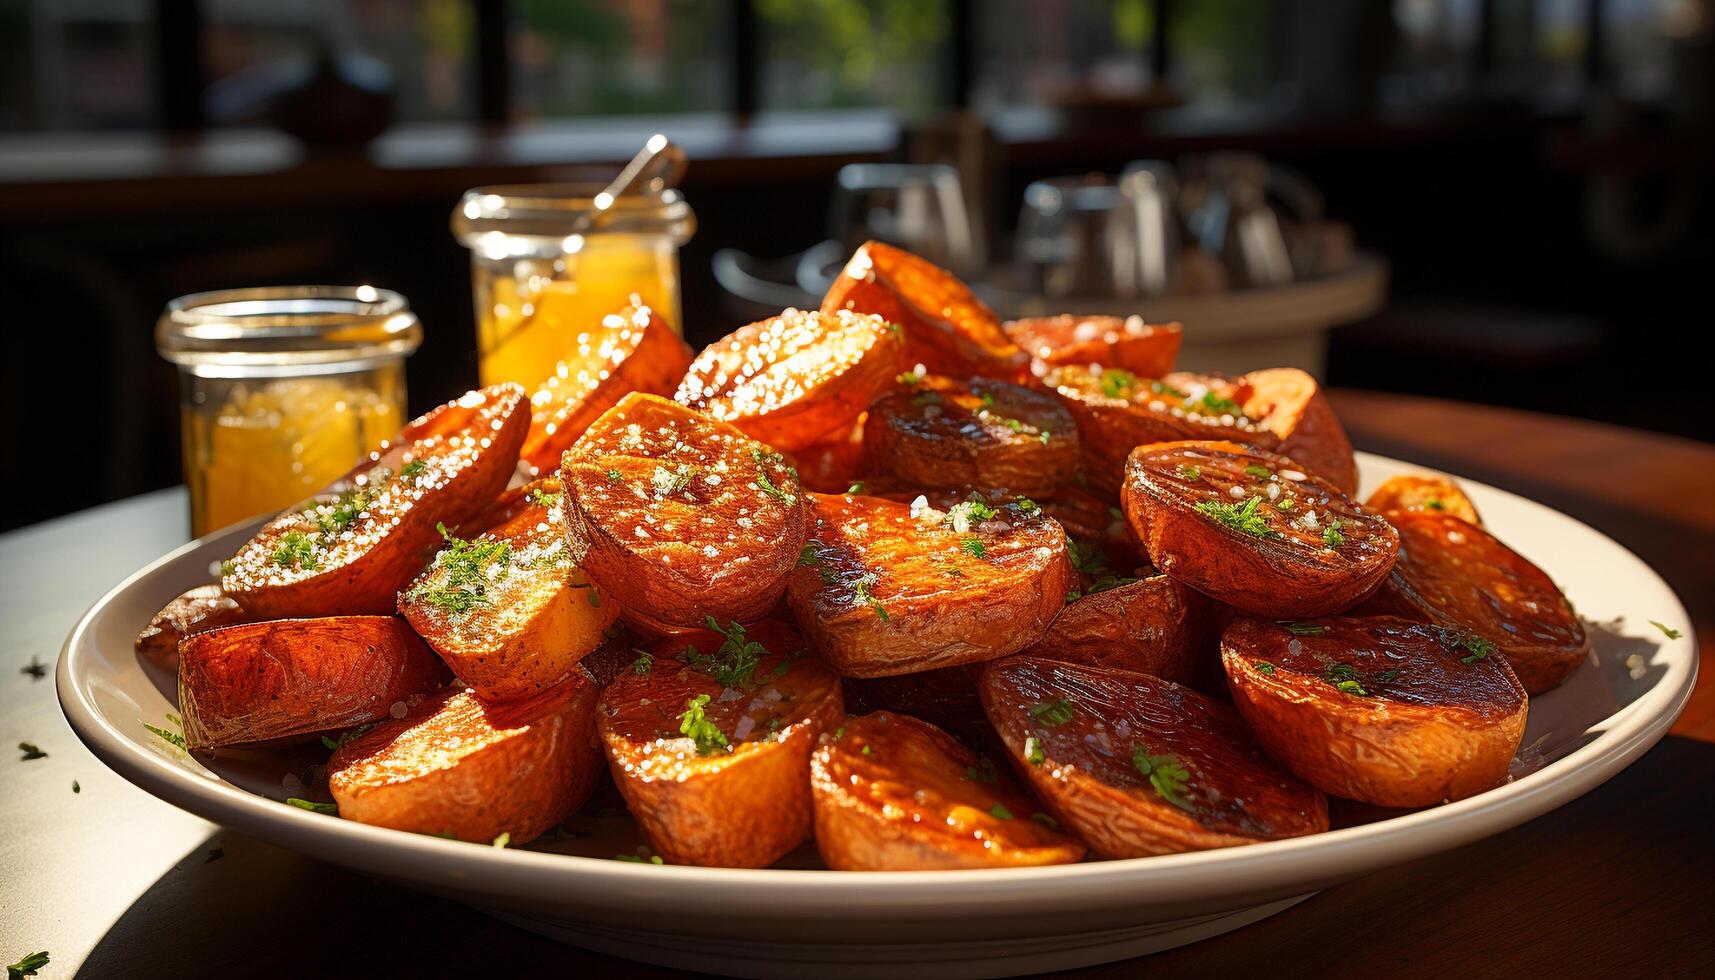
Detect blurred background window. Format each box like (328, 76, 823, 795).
(202, 0, 474, 125)
(510, 0, 731, 117)
(756, 0, 950, 113)
(0, 0, 157, 131)
(973, 0, 1157, 110)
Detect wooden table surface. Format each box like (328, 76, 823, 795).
(2, 389, 1711, 979)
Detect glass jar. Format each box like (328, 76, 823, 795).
(156, 286, 422, 537)
(451, 183, 695, 390)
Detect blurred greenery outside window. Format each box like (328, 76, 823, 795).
(202, 0, 474, 125)
(756, 0, 949, 113)
(511, 0, 731, 116)
(0, 0, 156, 131)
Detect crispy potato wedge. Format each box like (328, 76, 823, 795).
(1047, 365, 1278, 498)
(136, 585, 255, 672)
(1123, 441, 1399, 617)
(399, 478, 617, 702)
(1008, 315, 1182, 379)
(980, 656, 1328, 857)
(1221, 616, 1528, 806)
(821, 240, 1030, 382)
(520, 303, 694, 476)
(674, 308, 903, 452)
(787, 492, 1074, 677)
(559, 392, 811, 629)
(1366, 474, 1482, 526)
(178, 616, 443, 750)
(810, 711, 1086, 870)
(862, 376, 1079, 498)
(328, 674, 602, 844)
(1238, 368, 1358, 494)
(1024, 575, 1204, 684)
(1364, 512, 1588, 694)
(222, 384, 529, 618)
(599, 620, 843, 867)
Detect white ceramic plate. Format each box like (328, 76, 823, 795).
(58, 452, 1697, 979)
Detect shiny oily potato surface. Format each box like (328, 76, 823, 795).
(178, 616, 443, 750)
(1368, 512, 1588, 695)
(863, 375, 1079, 499)
(399, 478, 616, 702)
(810, 711, 1086, 870)
(559, 392, 810, 629)
(787, 492, 1074, 677)
(1366, 474, 1483, 527)
(981, 656, 1328, 857)
(821, 240, 1029, 382)
(1221, 616, 1528, 806)
(599, 620, 843, 867)
(328, 676, 602, 844)
(1123, 441, 1398, 617)
(520, 303, 695, 476)
(674, 307, 903, 452)
(135, 585, 253, 673)
(222, 384, 528, 618)
(1047, 365, 1276, 498)
(1238, 368, 1358, 494)
(1007, 314, 1182, 379)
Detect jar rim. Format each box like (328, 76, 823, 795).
(156, 285, 423, 375)
(451, 183, 695, 243)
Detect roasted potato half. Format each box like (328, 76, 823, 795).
(223, 384, 529, 618)
(810, 711, 1086, 870)
(328, 674, 602, 844)
(1007, 315, 1182, 379)
(1366, 511, 1588, 694)
(1366, 474, 1483, 527)
(399, 478, 617, 702)
(674, 308, 903, 452)
(1221, 616, 1528, 806)
(559, 392, 811, 629)
(1047, 365, 1278, 498)
(1025, 574, 1204, 684)
(520, 303, 695, 476)
(599, 620, 843, 867)
(821, 240, 1030, 382)
(1123, 441, 1399, 617)
(178, 616, 443, 750)
(862, 375, 1079, 499)
(136, 585, 254, 672)
(1237, 368, 1358, 494)
(980, 656, 1328, 857)
(787, 492, 1074, 677)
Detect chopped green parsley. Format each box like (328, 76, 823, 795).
(1245, 464, 1272, 479)
(1132, 743, 1192, 811)
(1025, 736, 1046, 765)
(1029, 699, 1075, 726)
(678, 694, 729, 756)
(751, 448, 798, 505)
(1285, 623, 1327, 636)
(852, 572, 890, 621)
(1325, 663, 1367, 695)
(1178, 464, 1202, 482)
(1322, 519, 1345, 549)
(399, 458, 428, 481)
(8, 951, 50, 979)
(960, 536, 987, 558)
(1649, 620, 1683, 640)
(1099, 369, 1138, 398)
(17, 742, 46, 761)
(529, 487, 563, 508)
(964, 757, 999, 783)
(1195, 496, 1275, 539)
(412, 523, 512, 615)
(614, 853, 665, 864)
(1030, 812, 1060, 830)
(687, 617, 768, 689)
(631, 651, 654, 675)
(286, 797, 338, 815)
(270, 530, 319, 571)
(1459, 634, 1496, 664)
(988, 803, 1014, 820)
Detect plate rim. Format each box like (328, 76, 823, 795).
(56, 451, 1699, 912)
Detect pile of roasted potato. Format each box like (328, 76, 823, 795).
(137, 240, 1590, 870)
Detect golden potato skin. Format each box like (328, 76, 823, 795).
(1006, 315, 1182, 379)
(821, 240, 1030, 382)
(1366, 474, 1482, 527)
(1023, 575, 1205, 684)
(599, 621, 843, 867)
(675, 308, 903, 452)
(1364, 512, 1588, 695)
(222, 384, 529, 618)
(135, 585, 253, 672)
(787, 492, 1073, 677)
(520, 303, 694, 477)
(1123, 441, 1399, 617)
(980, 656, 1328, 858)
(328, 675, 602, 844)
(400, 478, 617, 703)
(810, 711, 1086, 870)
(1221, 616, 1527, 806)
(1239, 367, 1358, 495)
(862, 376, 1079, 499)
(178, 616, 443, 750)
(559, 392, 810, 629)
